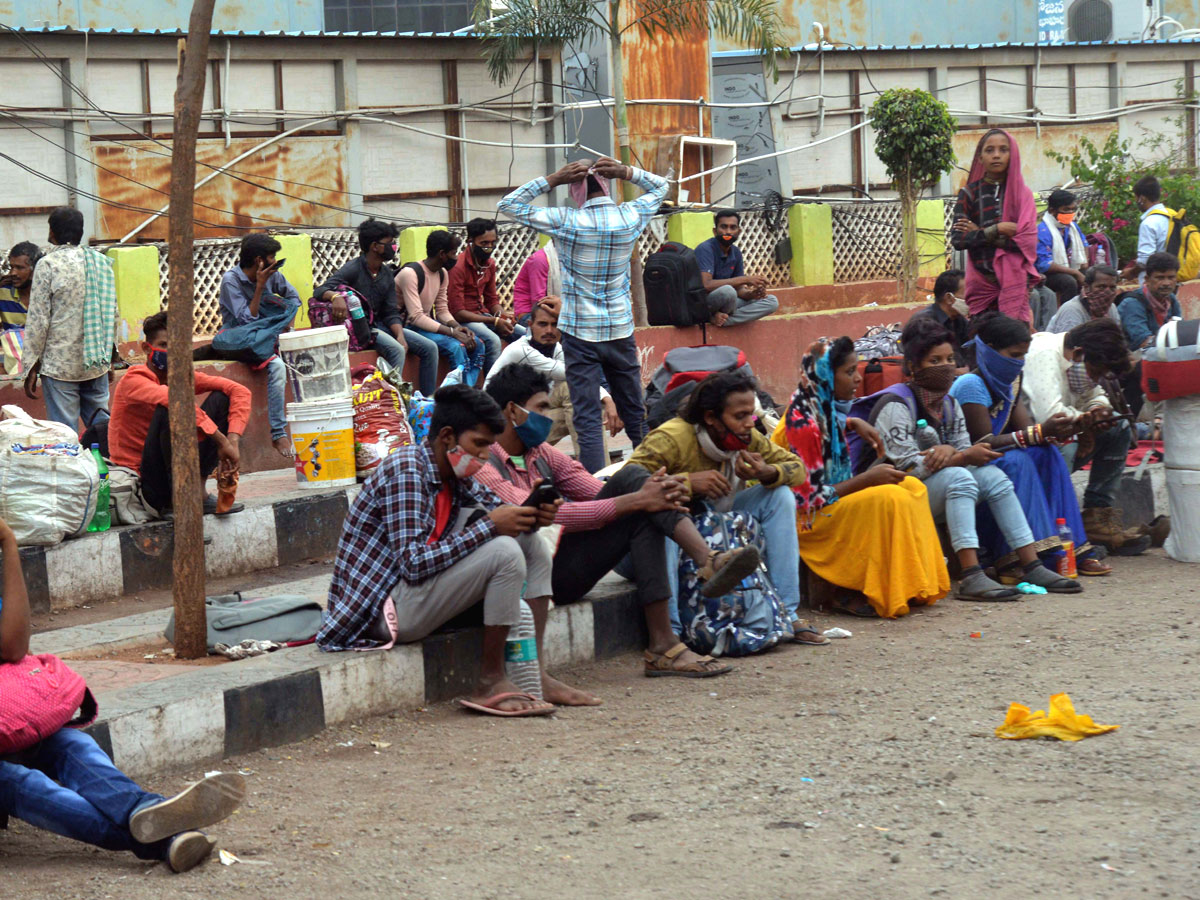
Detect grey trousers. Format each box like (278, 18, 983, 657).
(390, 531, 553, 643)
(705, 285, 779, 326)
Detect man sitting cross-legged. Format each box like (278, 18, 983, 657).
(316, 383, 559, 717)
(478, 364, 764, 690)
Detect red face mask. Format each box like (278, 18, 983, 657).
(716, 422, 752, 451)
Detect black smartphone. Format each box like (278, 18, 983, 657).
(522, 457, 560, 507)
(269, 258, 286, 270)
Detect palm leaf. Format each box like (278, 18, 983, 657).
(473, 0, 608, 83)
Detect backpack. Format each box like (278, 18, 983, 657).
(642, 345, 776, 430)
(1142, 318, 1200, 401)
(1149, 208, 1200, 281)
(211, 292, 300, 364)
(845, 384, 955, 474)
(0, 653, 97, 754)
(1085, 231, 1116, 269)
(164, 593, 325, 651)
(643, 242, 710, 327)
(401, 261, 445, 296)
(308, 286, 376, 352)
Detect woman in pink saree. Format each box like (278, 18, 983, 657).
(951, 130, 1039, 323)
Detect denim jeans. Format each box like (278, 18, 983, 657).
(1058, 419, 1131, 509)
(42, 373, 110, 432)
(922, 464, 1034, 553)
(415, 329, 486, 387)
(559, 331, 646, 472)
(265, 356, 287, 440)
(371, 327, 439, 395)
(704, 286, 780, 326)
(665, 485, 801, 632)
(463, 321, 527, 373)
(0, 728, 167, 860)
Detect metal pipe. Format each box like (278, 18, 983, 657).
(811, 22, 826, 138)
(224, 39, 231, 149)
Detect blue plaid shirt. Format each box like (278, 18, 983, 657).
(498, 168, 669, 342)
(316, 442, 502, 651)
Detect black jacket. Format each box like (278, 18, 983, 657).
(313, 256, 403, 330)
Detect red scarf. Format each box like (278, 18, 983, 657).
(1142, 285, 1172, 327)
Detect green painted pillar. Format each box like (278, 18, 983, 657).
(398, 226, 437, 265)
(787, 203, 833, 286)
(106, 245, 161, 345)
(274, 233, 314, 328)
(916, 199, 948, 279)
(666, 212, 714, 249)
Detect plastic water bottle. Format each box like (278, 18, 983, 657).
(1056, 517, 1077, 578)
(340, 286, 373, 349)
(915, 418, 939, 450)
(87, 443, 111, 533)
(505, 600, 543, 700)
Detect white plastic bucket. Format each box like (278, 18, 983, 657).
(1163, 394, 1200, 562)
(287, 397, 357, 489)
(279, 326, 351, 403)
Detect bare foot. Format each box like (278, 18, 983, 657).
(542, 673, 603, 707)
(468, 677, 554, 713)
(273, 436, 295, 459)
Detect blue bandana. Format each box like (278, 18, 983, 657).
(815, 350, 852, 485)
(966, 337, 1025, 431)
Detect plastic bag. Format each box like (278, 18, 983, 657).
(0, 405, 99, 545)
(407, 393, 434, 443)
(351, 365, 413, 478)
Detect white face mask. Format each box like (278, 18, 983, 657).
(950, 296, 970, 318)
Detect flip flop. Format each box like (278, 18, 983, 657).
(790, 622, 832, 646)
(456, 692, 556, 717)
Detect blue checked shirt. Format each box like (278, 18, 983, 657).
(316, 442, 502, 652)
(498, 168, 669, 342)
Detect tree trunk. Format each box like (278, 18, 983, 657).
(898, 178, 919, 306)
(167, 0, 217, 660)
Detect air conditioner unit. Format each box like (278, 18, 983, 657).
(1066, 0, 1156, 42)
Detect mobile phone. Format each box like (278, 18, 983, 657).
(522, 457, 560, 507)
(269, 258, 286, 270)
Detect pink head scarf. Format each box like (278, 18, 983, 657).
(568, 172, 611, 208)
(963, 129, 1040, 323)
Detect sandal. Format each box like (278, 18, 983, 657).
(791, 621, 831, 646)
(644, 642, 733, 678)
(1076, 556, 1113, 576)
(698, 546, 761, 598)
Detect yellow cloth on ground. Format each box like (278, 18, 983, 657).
(995, 693, 1120, 741)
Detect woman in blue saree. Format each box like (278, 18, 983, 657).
(949, 314, 1113, 576)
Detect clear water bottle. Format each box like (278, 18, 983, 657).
(87, 443, 111, 533)
(915, 418, 940, 450)
(505, 600, 543, 700)
(340, 285, 373, 349)
(1056, 517, 1077, 578)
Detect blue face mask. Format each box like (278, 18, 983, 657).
(966, 337, 1024, 404)
(514, 405, 553, 449)
(833, 398, 853, 417)
(150, 349, 168, 372)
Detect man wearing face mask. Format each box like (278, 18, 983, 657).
(106, 311, 248, 517)
(318, 384, 557, 717)
(693, 210, 778, 327)
(1036, 189, 1089, 308)
(1022, 318, 1150, 554)
(911, 269, 970, 368)
(478, 364, 765, 685)
(1047, 265, 1122, 334)
(448, 218, 526, 374)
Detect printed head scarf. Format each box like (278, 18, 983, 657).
(568, 172, 611, 208)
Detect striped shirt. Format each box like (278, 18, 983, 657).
(498, 169, 668, 342)
(475, 442, 619, 533)
(0, 285, 28, 329)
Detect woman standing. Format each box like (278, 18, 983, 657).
(771, 338, 950, 618)
(951, 129, 1040, 323)
(949, 314, 1112, 576)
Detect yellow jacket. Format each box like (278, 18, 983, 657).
(626, 417, 806, 499)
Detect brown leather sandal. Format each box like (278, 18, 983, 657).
(644, 642, 733, 678)
(697, 546, 761, 598)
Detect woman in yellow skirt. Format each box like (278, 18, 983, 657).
(771, 338, 949, 617)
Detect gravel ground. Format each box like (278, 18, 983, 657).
(5, 550, 1200, 899)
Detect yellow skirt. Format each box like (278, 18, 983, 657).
(799, 478, 950, 618)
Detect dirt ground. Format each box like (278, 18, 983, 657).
(5, 549, 1200, 899)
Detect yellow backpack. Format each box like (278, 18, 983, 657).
(1150, 207, 1200, 281)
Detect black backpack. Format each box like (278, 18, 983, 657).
(643, 242, 710, 327)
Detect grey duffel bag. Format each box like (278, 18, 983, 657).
(164, 593, 324, 651)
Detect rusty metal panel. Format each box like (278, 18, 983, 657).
(91, 135, 349, 241)
(620, 20, 711, 173)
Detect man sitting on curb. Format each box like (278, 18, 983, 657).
(483, 297, 621, 457)
(317, 384, 558, 717)
(0, 514, 245, 871)
(479, 364, 763, 685)
(106, 312, 248, 517)
(1046, 265, 1121, 334)
(694, 210, 779, 327)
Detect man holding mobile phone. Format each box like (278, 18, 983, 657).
(479, 365, 760, 702)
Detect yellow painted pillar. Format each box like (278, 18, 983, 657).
(787, 203, 834, 286)
(398, 226, 437, 265)
(275, 234, 314, 328)
(916, 199, 949, 279)
(106, 245, 162, 345)
(666, 212, 714, 249)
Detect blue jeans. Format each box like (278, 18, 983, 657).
(266, 356, 287, 440)
(560, 331, 646, 472)
(371, 327, 439, 395)
(415, 329, 486, 387)
(923, 465, 1034, 553)
(665, 485, 801, 631)
(463, 321, 527, 373)
(42, 373, 110, 432)
(1058, 419, 1131, 509)
(0, 728, 167, 860)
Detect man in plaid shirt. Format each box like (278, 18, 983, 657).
(479, 364, 765, 688)
(316, 384, 558, 716)
(498, 157, 669, 472)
